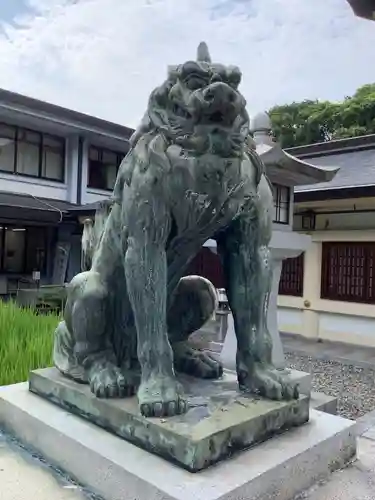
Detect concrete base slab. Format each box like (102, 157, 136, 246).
(28, 368, 309, 472)
(301, 436, 375, 500)
(310, 392, 338, 415)
(282, 368, 312, 396)
(0, 383, 356, 500)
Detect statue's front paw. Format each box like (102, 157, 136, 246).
(138, 376, 187, 417)
(89, 363, 137, 398)
(239, 363, 299, 401)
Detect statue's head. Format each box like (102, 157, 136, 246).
(133, 42, 249, 158)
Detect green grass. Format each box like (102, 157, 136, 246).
(0, 301, 58, 386)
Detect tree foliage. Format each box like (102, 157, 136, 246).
(268, 83, 375, 148)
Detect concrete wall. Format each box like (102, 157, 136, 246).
(278, 229, 375, 348)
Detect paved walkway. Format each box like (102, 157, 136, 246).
(281, 334, 375, 497)
(281, 332, 375, 369)
(301, 411, 375, 499)
(0, 432, 94, 500)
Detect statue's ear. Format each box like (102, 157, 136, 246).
(167, 65, 180, 82)
(112, 148, 136, 203)
(112, 172, 123, 204)
(130, 112, 152, 148)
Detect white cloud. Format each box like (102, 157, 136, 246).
(0, 0, 374, 128)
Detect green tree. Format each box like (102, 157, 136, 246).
(268, 83, 375, 148)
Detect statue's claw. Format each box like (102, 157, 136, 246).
(238, 363, 299, 401)
(89, 363, 138, 399)
(137, 376, 187, 417)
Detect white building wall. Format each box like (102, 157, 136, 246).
(83, 189, 111, 204)
(278, 229, 375, 348)
(0, 171, 68, 200)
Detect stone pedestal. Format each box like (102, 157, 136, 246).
(28, 368, 309, 472)
(0, 382, 356, 500)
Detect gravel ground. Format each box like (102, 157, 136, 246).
(285, 352, 375, 420)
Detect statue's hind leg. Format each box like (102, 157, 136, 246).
(168, 275, 223, 379)
(54, 271, 137, 398)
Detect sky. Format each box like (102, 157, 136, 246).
(0, 0, 374, 129)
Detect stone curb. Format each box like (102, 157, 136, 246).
(355, 408, 375, 437)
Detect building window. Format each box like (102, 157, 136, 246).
(0, 225, 47, 274)
(0, 124, 16, 173)
(0, 122, 65, 181)
(88, 146, 124, 191)
(17, 129, 40, 177)
(272, 184, 290, 224)
(321, 242, 375, 304)
(42, 135, 65, 181)
(279, 253, 304, 296)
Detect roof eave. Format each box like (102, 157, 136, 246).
(258, 144, 340, 186)
(0, 88, 135, 140)
(347, 0, 375, 20)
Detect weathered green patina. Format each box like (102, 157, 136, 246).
(29, 367, 309, 472)
(51, 42, 299, 419)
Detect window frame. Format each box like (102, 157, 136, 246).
(0, 122, 65, 183)
(87, 145, 124, 192)
(0, 225, 49, 275)
(272, 184, 290, 225)
(321, 241, 375, 304)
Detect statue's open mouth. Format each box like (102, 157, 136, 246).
(201, 108, 238, 128)
(172, 103, 228, 125)
(207, 110, 224, 123)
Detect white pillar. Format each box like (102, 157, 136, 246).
(221, 256, 291, 371)
(80, 139, 89, 204)
(301, 240, 321, 340)
(268, 258, 285, 369)
(65, 135, 79, 203)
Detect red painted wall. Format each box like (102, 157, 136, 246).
(185, 248, 225, 289)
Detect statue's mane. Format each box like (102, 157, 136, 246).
(81, 42, 268, 269)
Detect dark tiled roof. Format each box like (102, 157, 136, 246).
(0, 191, 75, 212)
(294, 148, 375, 192)
(0, 87, 134, 139)
(285, 134, 375, 157)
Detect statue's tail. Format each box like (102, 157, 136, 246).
(81, 200, 113, 271)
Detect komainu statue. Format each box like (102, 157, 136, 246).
(54, 42, 299, 417)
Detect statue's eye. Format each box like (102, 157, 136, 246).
(185, 76, 206, 90)
(226, 67, 242, 88)
(211, 73, 223, 83)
